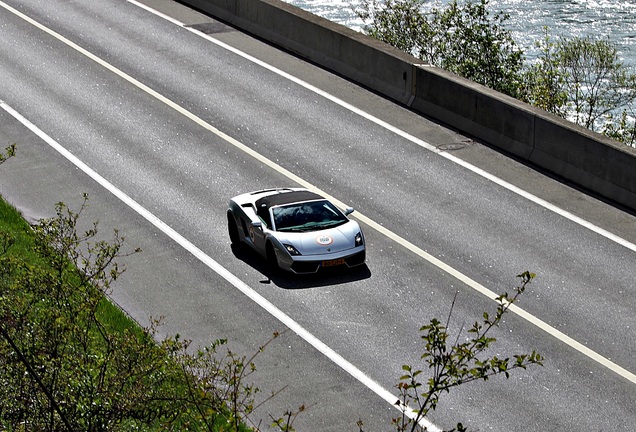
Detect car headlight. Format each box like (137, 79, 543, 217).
(355, 232, 364, 247)
(283, 243, 302, 256)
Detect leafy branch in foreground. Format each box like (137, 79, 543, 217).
(0, 144, 15, 165)
(169, 328, 304, 432)
(392, 272, 543, 432)
(0, 195, 302, 431)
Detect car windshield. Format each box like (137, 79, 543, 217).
(272, 200, 348, 232)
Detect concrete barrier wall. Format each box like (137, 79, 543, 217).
(411, 65, 636, 209)
(182, 0, 417, 104)
(533, 115, 636, 207)
(180, 0, 636, 211)
(410, 66, 537, 160)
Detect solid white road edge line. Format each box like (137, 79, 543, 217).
(2, 0, 635, 400)
(130, 0, 636, 255)
(0, 98, 438, 431)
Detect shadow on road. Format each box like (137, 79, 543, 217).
(230, 243, 371, 289)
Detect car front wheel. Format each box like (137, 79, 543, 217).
(266, 242, 279, 272)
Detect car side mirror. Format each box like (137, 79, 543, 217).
(344, 207, 354, 216)
(252, 220, 262, 228)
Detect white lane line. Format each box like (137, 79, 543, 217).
(3, 0, 635, 406)
(130, 0, 636, 255)
(0, 98, 438, 432)
(441, 152, 636, 253)
(125, 0, 636, 386)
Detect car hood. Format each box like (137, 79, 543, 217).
(275, 221, 360, 256)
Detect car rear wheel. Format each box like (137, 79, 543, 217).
(227, 211, 240, 245)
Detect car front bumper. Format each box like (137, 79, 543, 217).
(277, 246, 366, 274)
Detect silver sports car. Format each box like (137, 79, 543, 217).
(227, 188, 366, 274)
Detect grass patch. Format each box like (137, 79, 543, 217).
(0, 196, 146, 337)
(0, 195, 264, 431)
(0, 198, 37, 260)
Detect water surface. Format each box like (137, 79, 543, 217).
(287, 0, 636, 65)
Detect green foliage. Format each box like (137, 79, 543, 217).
(0, 143, 15, 165)
(525, 34, 636, 134)
(556, 37, 636, 130)
(0, 195, 170, 431)
(0, 195, 297, 431)
(391, 272, 543, 432)
(521, 29, 569, 116)
(428, 0, 524, 97)
(356, 0, 525, 97)
(603, 108, 636, 147)
(355, 0, 430, 55)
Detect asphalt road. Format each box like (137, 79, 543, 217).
(0, 0, 635, 430)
